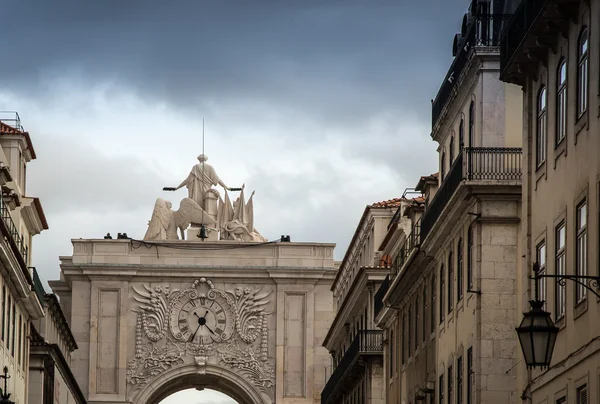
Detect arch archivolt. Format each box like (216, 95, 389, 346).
(133, 363, 264, 404)
(126, 277, 275, 404)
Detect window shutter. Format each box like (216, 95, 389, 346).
(577, 385, 588, 404)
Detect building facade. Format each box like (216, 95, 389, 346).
(29, 293, 86, 404)
(378, 1, 524, 403)
(501, 0, 600, 402)
(0, 113, 48, 404)
(321, 199, 402, 404)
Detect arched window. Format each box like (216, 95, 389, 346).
(537, 86, 547, 166)
(459, 118, 465, 149)
(439, 265, 445, 323)
(449, 136, 455, 164)
(556, 59, 567, 144)
(577, 27, 589, 117)
(447, 251, 454, 313)
(441, 151, 446, 180)
(457, 238, 464, 300)
(468, 101, 475, 147)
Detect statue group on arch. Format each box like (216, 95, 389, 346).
(144, 154, 267, 242)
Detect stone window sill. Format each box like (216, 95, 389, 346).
(554, 138, 566, 168)
(574, 298, 588, 319)
(555, 315, 566, 330)
(575, 111, 588, 140)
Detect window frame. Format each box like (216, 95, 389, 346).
(576, 200, 588, 303)
(576, 383, 588, 404)
(408, 303, 413, 356)
(556, 59, 567, 145)
(457, 356, 463, 404)
(555, 221, 566, 320)
(536, 240, 547, 309)
(457, 238, 464, 301)
(448, 365, 453, 404)
(468, 101, 475, 147)
(577, 27, 589, 118)
(439, 374, 445, 404)
(537, 86, 547, 166)
(449, 136, 455, 165)
(415, 295, 419, 348)
(467, 225, 474, 289)
(440, 265, 445, 323)
(431, 276, 436, 331)
(448, 251, 454, 313)
(467, 347, 473, 404)
(423, 285, 428, 342)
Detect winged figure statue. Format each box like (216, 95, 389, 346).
(144, 197, 217, 240)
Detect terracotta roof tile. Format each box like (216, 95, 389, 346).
(0, 121, 26, 134)
(370, 198, 403, 208)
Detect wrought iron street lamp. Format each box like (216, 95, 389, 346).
(516, 263, 600, 369)
(0, 366, 14, 404)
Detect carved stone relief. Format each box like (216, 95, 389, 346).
(126, 278, 274, 401)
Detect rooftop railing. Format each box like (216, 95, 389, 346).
(432, 13, 512, 127)
(391, 218, 421, 279)
(0, 195, 29, 265)
(420, 147, 522, 243)
(321, 330, 383, 404)
(31, 267, 46, 305)
(499, 0, 548, 80)
(374, 276, 390, 318)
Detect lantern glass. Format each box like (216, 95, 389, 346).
(515, 300, 559, 369)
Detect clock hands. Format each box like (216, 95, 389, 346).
(189, 311, 214, 341)
(189, 323, 201, 342)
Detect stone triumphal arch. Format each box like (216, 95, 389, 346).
(48, 155, 336, 404)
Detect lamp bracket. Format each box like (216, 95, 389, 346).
(531, 273, 600, 299)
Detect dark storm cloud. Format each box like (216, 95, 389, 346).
(1, 0, 471, 126)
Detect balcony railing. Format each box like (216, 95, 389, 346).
(374, 276, 390, 318)
(499, 0, 548, 80)
(321, 330, 383, 404)
(432, 13, 512, 127)
(420, 147, 522, 243)
(31, 267, 46, 305)
(391, 218, 422, 278)
(0, 195, 29, 265)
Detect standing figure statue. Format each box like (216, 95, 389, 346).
(173, 154, 230, 223)
(176, 154, 230, 209)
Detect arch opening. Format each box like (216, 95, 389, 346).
(159, 388, 238, 404)
(137, 364, 265, 404)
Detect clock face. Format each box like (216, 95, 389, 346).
(171, 295, 234, 344)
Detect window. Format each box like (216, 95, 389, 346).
(408, 304, 413, 355)
(449, 137, 455, 164)
(536, 241, 547, 309)
(556, 60, 567, 144)
(457, 356, 463, 404)
(441, 152, 446, 180)
(431, 276, 436, 330)
(459, 118, 465, 148)
(576, 201, 587, 303)
(537, 86, 547, 165)
(457, 239, 464, 300)
(440, 265, 445, 323)
(423, 286, 427, 341)
(11, 303, 15, 357)
(467, 348, 473, 404)
(439, 374, 445, 404)
(415, 295, 419, 347)
(577, 27, 589, 117)
(1, 286, 4, 342)
(7, 296, 11, 354)
(448, 252, 454, 313)
(468, 101, 475, 146)
(555, 222, 566, 320)
(577, 384, 588, 404)
(402, 313, 407, 365)
(556, 397, 566, 404)
(390, 330, 394, 377)
(17, 315, 21, 365)
(467, 226, 474, 288)
(448, 365, 453, 404)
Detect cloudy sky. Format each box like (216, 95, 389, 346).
(1, 0, 470, 402)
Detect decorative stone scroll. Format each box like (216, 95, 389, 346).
(127, 278, 274, 401)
